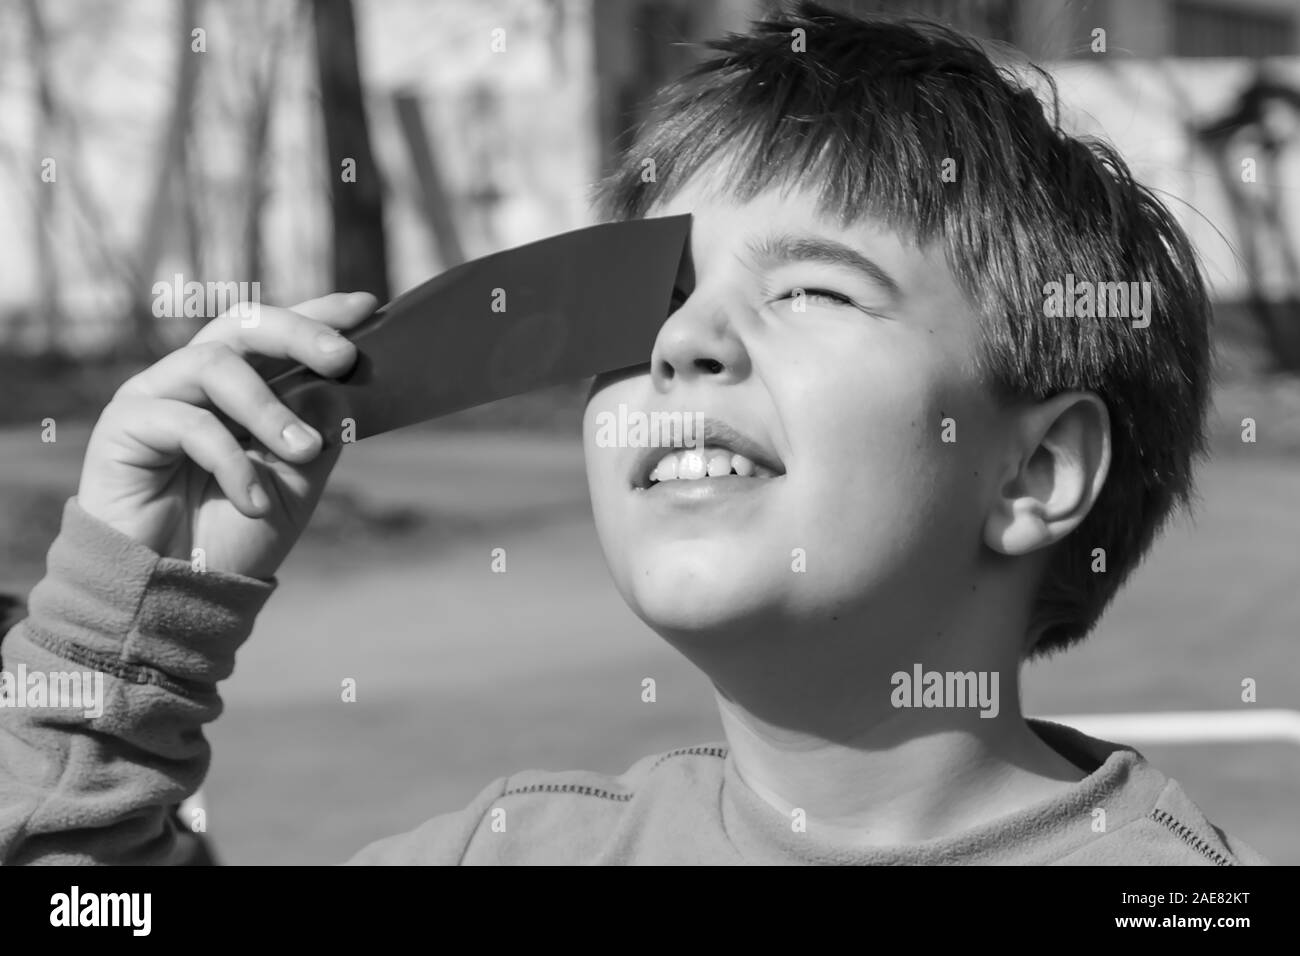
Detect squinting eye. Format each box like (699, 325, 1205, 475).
(782, 288, 854, 307)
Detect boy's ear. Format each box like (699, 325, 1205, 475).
(983, 392, 1111, 556)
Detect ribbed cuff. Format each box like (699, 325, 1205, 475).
(22, 497, 278, 685)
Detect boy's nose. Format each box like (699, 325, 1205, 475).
(649, 296, 750, 390)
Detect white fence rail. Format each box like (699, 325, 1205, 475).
(1043, 709, 1300, 745)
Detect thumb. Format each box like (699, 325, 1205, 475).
(247, 292, 377, 402)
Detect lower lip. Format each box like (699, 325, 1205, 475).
(633, 475, 782, 507)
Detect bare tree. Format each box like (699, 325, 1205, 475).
(311, 0, 389, 302)
(393, 90, 465, 269)
(125, 0, 204, 360)
(237, 3, 296, 290)
(22, 0, 63, 355)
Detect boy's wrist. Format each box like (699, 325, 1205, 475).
(21, 497, 277, 684)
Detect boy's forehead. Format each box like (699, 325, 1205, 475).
(645, 175, 938, 284)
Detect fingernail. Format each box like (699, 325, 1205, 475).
(248, 481, 270, 512)
(282, 422, 318, 452)
(346, 291, 372, 307)
(317, 331, 347, 353)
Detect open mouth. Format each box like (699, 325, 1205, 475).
(646, 447, 780, 483)
(630, 417, 786, 490)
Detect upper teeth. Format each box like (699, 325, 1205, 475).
(649, 447, 775, 482)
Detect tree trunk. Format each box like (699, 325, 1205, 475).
(311, 0, 389, 302)
(23, 0, 63, 356)
(241, 5, 293, 292)
(127, 0, 202, 359)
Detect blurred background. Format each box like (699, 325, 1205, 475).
(0, 0, 1296, 863)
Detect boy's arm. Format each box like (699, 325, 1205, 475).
(0, 497, 275, 865)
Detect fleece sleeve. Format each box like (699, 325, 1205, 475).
(0, 497, 275, 865)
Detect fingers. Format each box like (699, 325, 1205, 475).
(104, 291, 377, 495)
(104, 396, 271, 517)
(118, 342, 327, 463)
(194, 291, 376, 386)
(286, 291, 378, 328)
(113, 291, 379, 456)
(189, 296, 372, 378)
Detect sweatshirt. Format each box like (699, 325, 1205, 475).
(0, 497, 1269, 866)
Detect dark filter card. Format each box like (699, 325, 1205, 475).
(265, 214, 693, 444)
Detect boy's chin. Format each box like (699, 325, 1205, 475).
(622, 560, 784, 639)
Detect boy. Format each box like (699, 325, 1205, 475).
(0, 3, 1268, 864)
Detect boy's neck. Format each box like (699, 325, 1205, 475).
(716, 691, 1087, 846)
(670, 613, 1087, 845)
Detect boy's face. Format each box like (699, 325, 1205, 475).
(584, 173, 1011, 643)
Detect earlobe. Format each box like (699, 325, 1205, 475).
(984, 497, 1049, 555)
(983, 393, 1111, 557)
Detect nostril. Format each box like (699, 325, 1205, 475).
(696, 358, 724, 374)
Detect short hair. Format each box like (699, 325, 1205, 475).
(592, 1, 1212, 658)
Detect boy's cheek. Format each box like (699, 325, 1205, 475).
(582, 378, 638, 476)
(783, 366, 995, 543)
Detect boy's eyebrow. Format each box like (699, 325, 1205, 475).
(744, 232, 903, 300)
